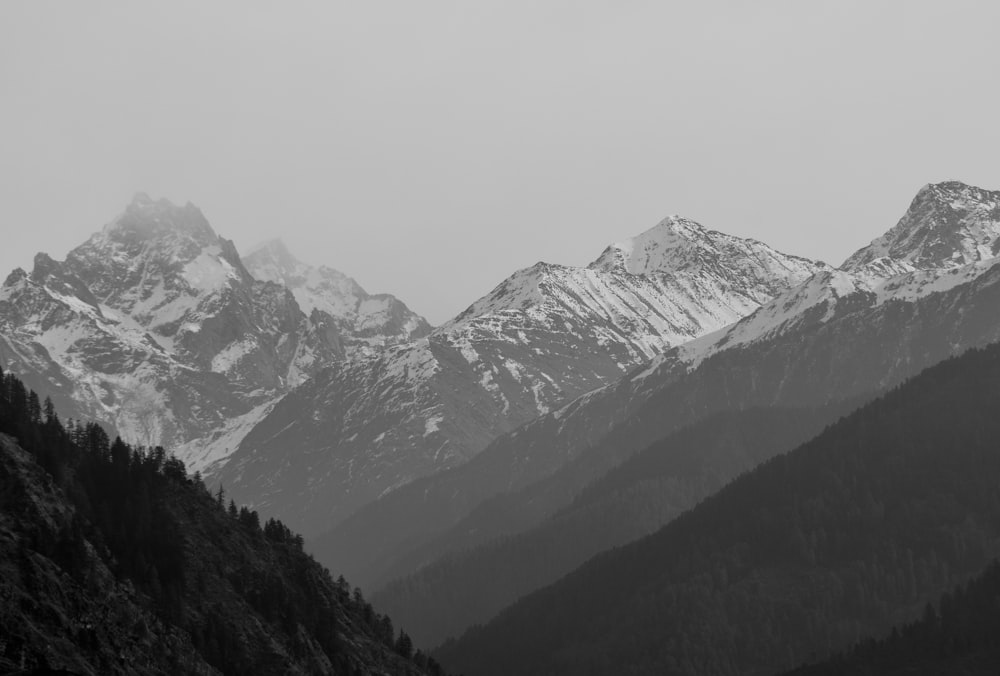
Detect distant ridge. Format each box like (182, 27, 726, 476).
(219, 212, 823, 536)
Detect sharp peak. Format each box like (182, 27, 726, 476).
(612, 213, 763, 254)
(643, 214, 708, 237)
(639, 214, 763, 247)
(100, 192, 215, 242)
(652, 214, 704, 228)
(841, 180, 1000, 272)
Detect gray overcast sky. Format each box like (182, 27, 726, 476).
(2, 1, 999, 325)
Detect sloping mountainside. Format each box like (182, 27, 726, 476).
(373, 405, 849, 647)
(0, 194, 430, 478)
(434, 342, 1000, 676)
(219, 217, 822, 536)
(243, 239, 431, 356)
(0, 365, 445, 676)
(784, 559, 1000, 676)
(318, 180, 1000, 589)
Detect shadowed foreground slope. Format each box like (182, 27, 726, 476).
(0, 364, 444, 676)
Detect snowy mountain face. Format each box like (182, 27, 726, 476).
(671, 181, 1000, 369)
(0, 194, 346, 458)
(843, 181, 1000, 271)
(317, 180, 1000, 589)
(218, 216, 825, 536)
(243, 239, 431, 357)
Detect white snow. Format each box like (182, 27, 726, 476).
(211, 337, 258, 373)
(182, 247, 238, 291)
(174, 398, 280, 475)
(424, 413, 444, 437)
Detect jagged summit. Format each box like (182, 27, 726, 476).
(843, 180, 1000, 272)
(0, 195, 350, 456)
(66, 200, 251, 320)
(97, 192, 217, 246)
(243, 238, 431, 351)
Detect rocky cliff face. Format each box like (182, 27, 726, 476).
(243, 238, 431, 358)
(0, 195, 335, 455)
(0, 195, 430, 475)
(219, 215, 825, 536)
(843, 181, 1000, 271)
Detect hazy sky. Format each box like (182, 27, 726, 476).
(3, 2, 999, 324)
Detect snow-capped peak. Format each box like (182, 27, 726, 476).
(442, 215, 827, 368)
(590, 215, 714, 274)
(842, 180, 1000, 272)
(589, 214, 823, 289)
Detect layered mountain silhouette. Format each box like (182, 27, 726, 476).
(314, 181, 1000, 593)
(4, 180, 1000, 675)
(434, 341, 1000, 675)
(373, 404, 847, 647)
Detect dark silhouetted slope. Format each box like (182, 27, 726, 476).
(435, 342, 1000, 676)
(373, 405, 846, 647)
(785, 559, 1000, 675)
(0, 364, 445, 676)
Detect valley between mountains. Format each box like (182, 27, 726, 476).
(5, 180, 1000, 675)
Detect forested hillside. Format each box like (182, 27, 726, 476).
(436, 343, 1000, 676)
(0, 365, 444, 675)
(785, 559, 1000, 675)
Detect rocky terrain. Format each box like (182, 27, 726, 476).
(217, 215, 823, 535)
(0, 194, 429, 476)
(243, 238, 431, 358)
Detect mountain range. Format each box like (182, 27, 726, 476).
(5, 180, 1000, 675)
(216, 215, 822, 534)
(314, 181, 1000, 594)
(0, 193, 428, 476)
